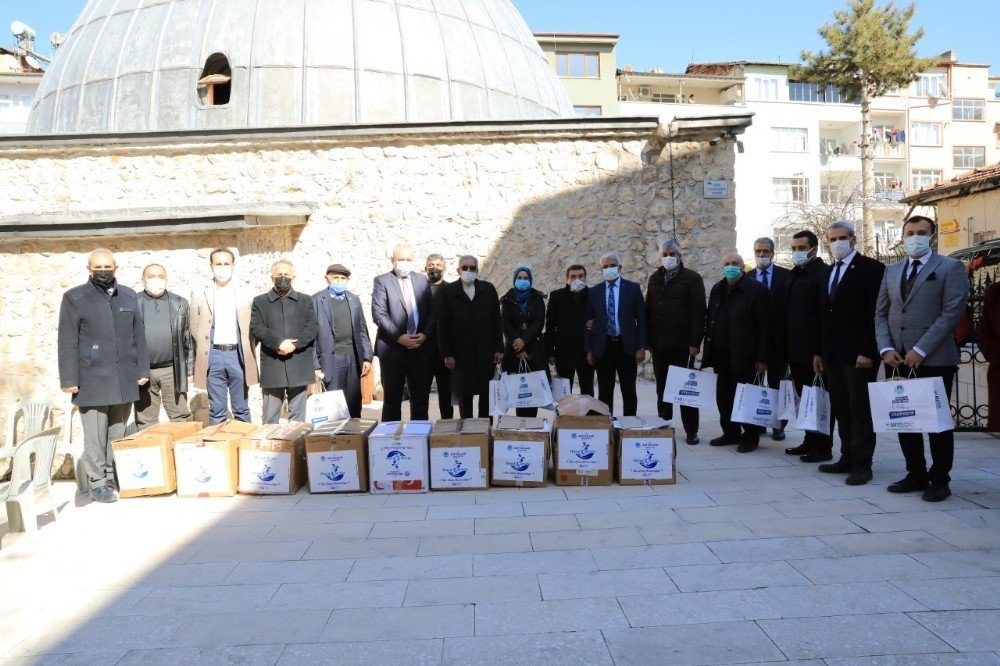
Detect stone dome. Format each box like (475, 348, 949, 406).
(28, 0, 574, 134)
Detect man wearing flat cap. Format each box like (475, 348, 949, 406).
(312, 263, 374, 418)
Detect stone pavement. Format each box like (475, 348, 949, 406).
(2, 381, 1000, 665)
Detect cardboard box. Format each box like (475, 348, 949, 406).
(305, 419, 377, 493)
(174, 420, 256, 497)
(238, 422, 312, 495)
(554, 414, 615, 486)
(491, 416, 551, 488)
(368, 421, 431, 493)
(429, 419, 490, 490)
(615, 416, 677, 486)
(112, 421, 204, 498)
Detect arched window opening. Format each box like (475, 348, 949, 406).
(198, 53, 231, 106)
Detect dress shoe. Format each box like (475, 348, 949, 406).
(686, 433, 700, 445)
(785, 443, 810, 456)
(709, 436, 739, 446)
(922, 483, 951, 502)
(818, 458, 851, 474)
(800, 451, 834, 463)
(887, 476, 930, 494)
(90, 486, 118, 503)
(845, 468, 873, 486)
(771, 428, 785, 441)
(736, 440, 759, 453)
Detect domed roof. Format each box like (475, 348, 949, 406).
(28, 0, 574, 134)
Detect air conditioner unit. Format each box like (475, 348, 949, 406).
(639, 86, 650, 97)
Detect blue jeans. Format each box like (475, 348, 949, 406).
(207, 348, 250, 423)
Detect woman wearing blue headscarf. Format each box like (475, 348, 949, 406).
(500, 266, 549, 417)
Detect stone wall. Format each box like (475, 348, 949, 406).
(0, 122, 738, 432)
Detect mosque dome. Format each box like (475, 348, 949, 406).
(27, 0, 574, 134)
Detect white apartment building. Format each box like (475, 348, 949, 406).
(0, 46, 43, 134)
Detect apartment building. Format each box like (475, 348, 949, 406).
(535, 32, 619, 117)
(0, 46, 43, 134)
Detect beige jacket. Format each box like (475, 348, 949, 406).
(189, 283, 259, 388)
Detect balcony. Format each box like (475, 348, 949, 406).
(873, 143, 907, 160)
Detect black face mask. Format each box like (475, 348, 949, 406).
(91, 270, 116, 289)
(273, 276, 292, 293)
(427, 268, 443, 283)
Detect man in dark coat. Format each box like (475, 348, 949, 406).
(438, 254, 504, 418)
(371, 243, 436, 422)
(425, 253, 453, 419)
(646, 240, 706, 443)
(545, 264, 593, 396)
(751, 237, 792, 441)
(312, 264, 373, 418)
(58, 248, 150, 502)
(250, 259, 318, 424)
(703, 252, 770, 452)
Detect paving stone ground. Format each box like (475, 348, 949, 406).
(2, 381, 999, 665)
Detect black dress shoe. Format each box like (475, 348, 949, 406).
(737, 440, 759, 453)
(771, 429, 785, 441)
(845, 468, 873, 486)
(686, 433, 700, 445)
(785, 443, 810, 456)
(887, 476, 930, 494)
(922, 484, 951, 502)
(818, 458, 851, 473)
(709, 436, 739, 446)
(800, 451, 834, 463)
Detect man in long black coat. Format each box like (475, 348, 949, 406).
(58, 248, 150, 503)
(250, 259, 318, 424)
(545, 263, 593, 396)
(438, 255, 503, 418)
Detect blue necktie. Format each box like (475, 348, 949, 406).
(607, 283, 618, 336)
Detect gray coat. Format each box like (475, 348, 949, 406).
(875, 252, 969, 367)
(58, 280, 150, 408)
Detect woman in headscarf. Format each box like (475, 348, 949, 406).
(500, 266, 548, 417)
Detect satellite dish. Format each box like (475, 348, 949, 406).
(25, 55, 40, 69)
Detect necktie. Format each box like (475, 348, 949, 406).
(606, 283, 618, 336)
(760, 270, 769, 290)
(902, 259, 921, 300)
(401, 277, 417, 334)
(829, 261, 844, 299)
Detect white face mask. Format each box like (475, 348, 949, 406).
(394, 260, 413, 277)
(213, 266, 233, 283)
(460, 270, 477, 284)
(569, 279, 586, 292)
(829, 239, 853, 261)
(902, 234, 932, 258)
(144, 278, 167, 297)
(792, 250, 812, 267)
(602, 266, 620, 282)
(755, 256, 772, 270)
(662, 256, 679, 271)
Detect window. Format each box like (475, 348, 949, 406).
(197, 53, 231, 106)
(556, 52, 599, 78)
(770, 127, 808, 152)
(820, 183, 841, 204)
(911, 73, 947, 97)
(787, 82, 854, 104)
(772, 177, 809, 203)
(909, 122, 941, 146)
(953, 146, 986, 169)
(911, 169, 942, 189)
(874, 171, 901, 190)
(573, 106, 602, 117)
(952, 98, 985, 121)
(749, 76, 779, 101)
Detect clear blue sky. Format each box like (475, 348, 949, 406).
(7, 0, 1000, 71)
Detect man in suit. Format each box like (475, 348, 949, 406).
(752, 237, 792, 441)
(312, 264, 373, 418)
(546, 263, 594, 396)
(250, 260, 318, 423)
(877, 216, 969, 501)
(135, 263, 194, 428)
(585, 251, 647, 416)
(438, 255, 504, 418)
(372, 243, 435, 421)
(425, 253, 453, 419)
(58, 248, 150, 502)
(782, 231, 832, 462)
(190, 248, 258, 424)
(646, 240, 706, 444)
(703, 252, 769, 452)
(815, 221, 885, 485)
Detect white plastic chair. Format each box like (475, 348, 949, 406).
(1, 426, 62, 539)
(63, 403, 137, 494)
(2, 399, 51, 481)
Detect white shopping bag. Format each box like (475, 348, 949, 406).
(305, 382, 350, 427)
(777, 375, 799, 422)
(663, 365, 717, 410)
(868, 372, 953, 434)
(550, 376, 571, 403)
(489, 366, 509, 417)
(731, 375, 780, 429)
(502, 362, 555, 409)
(794, 375, 831, 435)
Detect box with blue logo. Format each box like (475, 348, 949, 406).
(305, 419, 377, 493)
(491, 416, 551, 487)
(368, 421, 431, 493)
(238, 422, 312, 495)
(615, 416, 676, 486)
(554, 415, 614, 486)
(174, 420, 258, 498)
(112, 421, 203, 498)
(430, 419, 490, 490)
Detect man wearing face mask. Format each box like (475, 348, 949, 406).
(585, 251, 648, 416)
(438, 255, 504, 418)
(250, 260, 318, 424)
(703, 252, 769, 452)
(815, 221, 885, 485)
(312, 264, 373, 419)
(783, 231, 832, 462)
(425, 253, 453, 419)
(58, 248, 150, 502)
(134, 263, 194, 429)
(546, 264, 594, 396)
(372, 243, 436, 421)
(752, 237, 792, 442)
(876, 216, 968, 501)
(646, 240, 706, 443)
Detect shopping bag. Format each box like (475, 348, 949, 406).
(731, 374, 780, 429)
(794, 375, 831, 434)
(489, 366, 509, 417)
(550, 376, 571, 403)
(868, 371, 953, 434)
(502, 361, 555, 409)
(663, 365, 717, 410)
(777, 373, 799, 422)
(305, 382, 350, 427)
